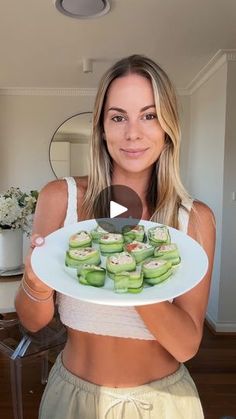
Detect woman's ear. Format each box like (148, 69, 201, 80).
(102, 132, 106, 141)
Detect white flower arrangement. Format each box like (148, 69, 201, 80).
(0, 187, 38, 236)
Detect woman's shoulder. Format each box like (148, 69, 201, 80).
(189, 199, 216, 242)
(33, 179, 69, 234)
(39, 178, 68, 199)
(39, 176, 89, 207)
(192, 199, 215, 223)
(40, 176, 88, 194)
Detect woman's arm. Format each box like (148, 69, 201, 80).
(15, 179, 68, 332)
(135, 201, 216, 362)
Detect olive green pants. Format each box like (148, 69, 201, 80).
(39, 352, 204, 419)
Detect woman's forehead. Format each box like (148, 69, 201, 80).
(104, 73, 154, 110)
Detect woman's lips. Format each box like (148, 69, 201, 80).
(120, 148, 149, 158)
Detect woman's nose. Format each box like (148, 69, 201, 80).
(125, 120, 142, 141)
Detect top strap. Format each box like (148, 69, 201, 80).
(63, 177, 78, 226)
(178, 198, 193, 234)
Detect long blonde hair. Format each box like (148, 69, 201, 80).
(83, 55, 190, 228)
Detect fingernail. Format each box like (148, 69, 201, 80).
(35, 237, 44, 246)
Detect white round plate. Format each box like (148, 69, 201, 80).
(31, 219, 208, 306)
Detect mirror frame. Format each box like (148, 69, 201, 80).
(49, 111, 92, 179)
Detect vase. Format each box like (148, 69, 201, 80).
(0, 228, 23, 271)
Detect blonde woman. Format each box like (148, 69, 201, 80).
(15, 55, 215, 418)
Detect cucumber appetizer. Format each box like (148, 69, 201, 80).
(122, 225, 145, 243)
(106, 252, 136, 279)
(113, 270, 144, 294)
(99, 233, 124, 255)
(77, 265, 106, 287)
(69, 231, 92, 248)
(148, 226, 171, 247)
(65, 247, 101, 268)
(142, 259, 172, 285)
(124, 241, 154, 263)
(90, 225, 109, 243)
(65, 223, 180, 294)
(154, 243, 181, 266)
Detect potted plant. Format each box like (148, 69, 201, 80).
(0, 187, 38, 271)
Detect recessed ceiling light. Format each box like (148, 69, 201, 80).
(54, 0, 111, 19)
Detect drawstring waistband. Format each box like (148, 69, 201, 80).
(103, 392, 152, 419)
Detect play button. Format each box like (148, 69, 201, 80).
(110, 201, 127, 218)
(93, 185, 143, 233)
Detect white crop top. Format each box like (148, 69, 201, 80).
(57, 177, 193, 340)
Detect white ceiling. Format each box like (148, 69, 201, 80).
(1, 0, 236, 89)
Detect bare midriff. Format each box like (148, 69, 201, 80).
(62, 328, 179, 387)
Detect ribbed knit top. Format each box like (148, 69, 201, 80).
(57, 177, 193, 340)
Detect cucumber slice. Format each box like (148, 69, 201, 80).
(122, 225, 145, 243)
(124, 241, 154, 263)
(106, 252, 136, 275)
(113, 270, 143, 293)
(144, 267, 173, 285)
(128, 285, 144, 293)
(78, 276, 89, 285)
(142, 259, 172, 278)
(99, 242, 124, 255)
(154, 243, 181, 266)
(69, 231, 92, 248)
(91, 225, 109, 243)
(78, 265, 106, 287)
(148, 226, 171, 247)
(99, 233, 124, 255)
(86, 270, 106, 287)
(65, 248, 100, 268)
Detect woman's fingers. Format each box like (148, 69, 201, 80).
(30, 234, 45, 249)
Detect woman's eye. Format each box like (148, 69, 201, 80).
(143, 113, 157, 120)
(111, 115, 126, 122)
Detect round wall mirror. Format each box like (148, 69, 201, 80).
(49, 112, 92, 179)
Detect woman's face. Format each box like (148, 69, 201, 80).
(103, 73, 165, 175)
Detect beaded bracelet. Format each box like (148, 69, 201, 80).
(21, 275, 54, 303)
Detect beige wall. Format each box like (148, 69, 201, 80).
(0, 93, 94, 257)
(219, 61, 236, 323)
(188, 63, 227, 323)
(188, 60, 236, 331)
(0, 94, 94, 191)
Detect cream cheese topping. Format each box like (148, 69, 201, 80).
(144, 259, 167, 269)
(153, 228, 168, 240)
(70, 231, 89, 242)
(110, 253, 133, 265)
(101, 233, 123, 242)
(70, 248, 95, 257)
(159, 244, 176, 252)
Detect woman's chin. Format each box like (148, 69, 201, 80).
(119, 162, 154, 175)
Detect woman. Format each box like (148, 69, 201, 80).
(15, 55, 215, 418)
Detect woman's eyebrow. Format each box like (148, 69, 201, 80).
(107, 105, 156, 113)
(108, 107, 127, 113)
(141, 105, 156, 112)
